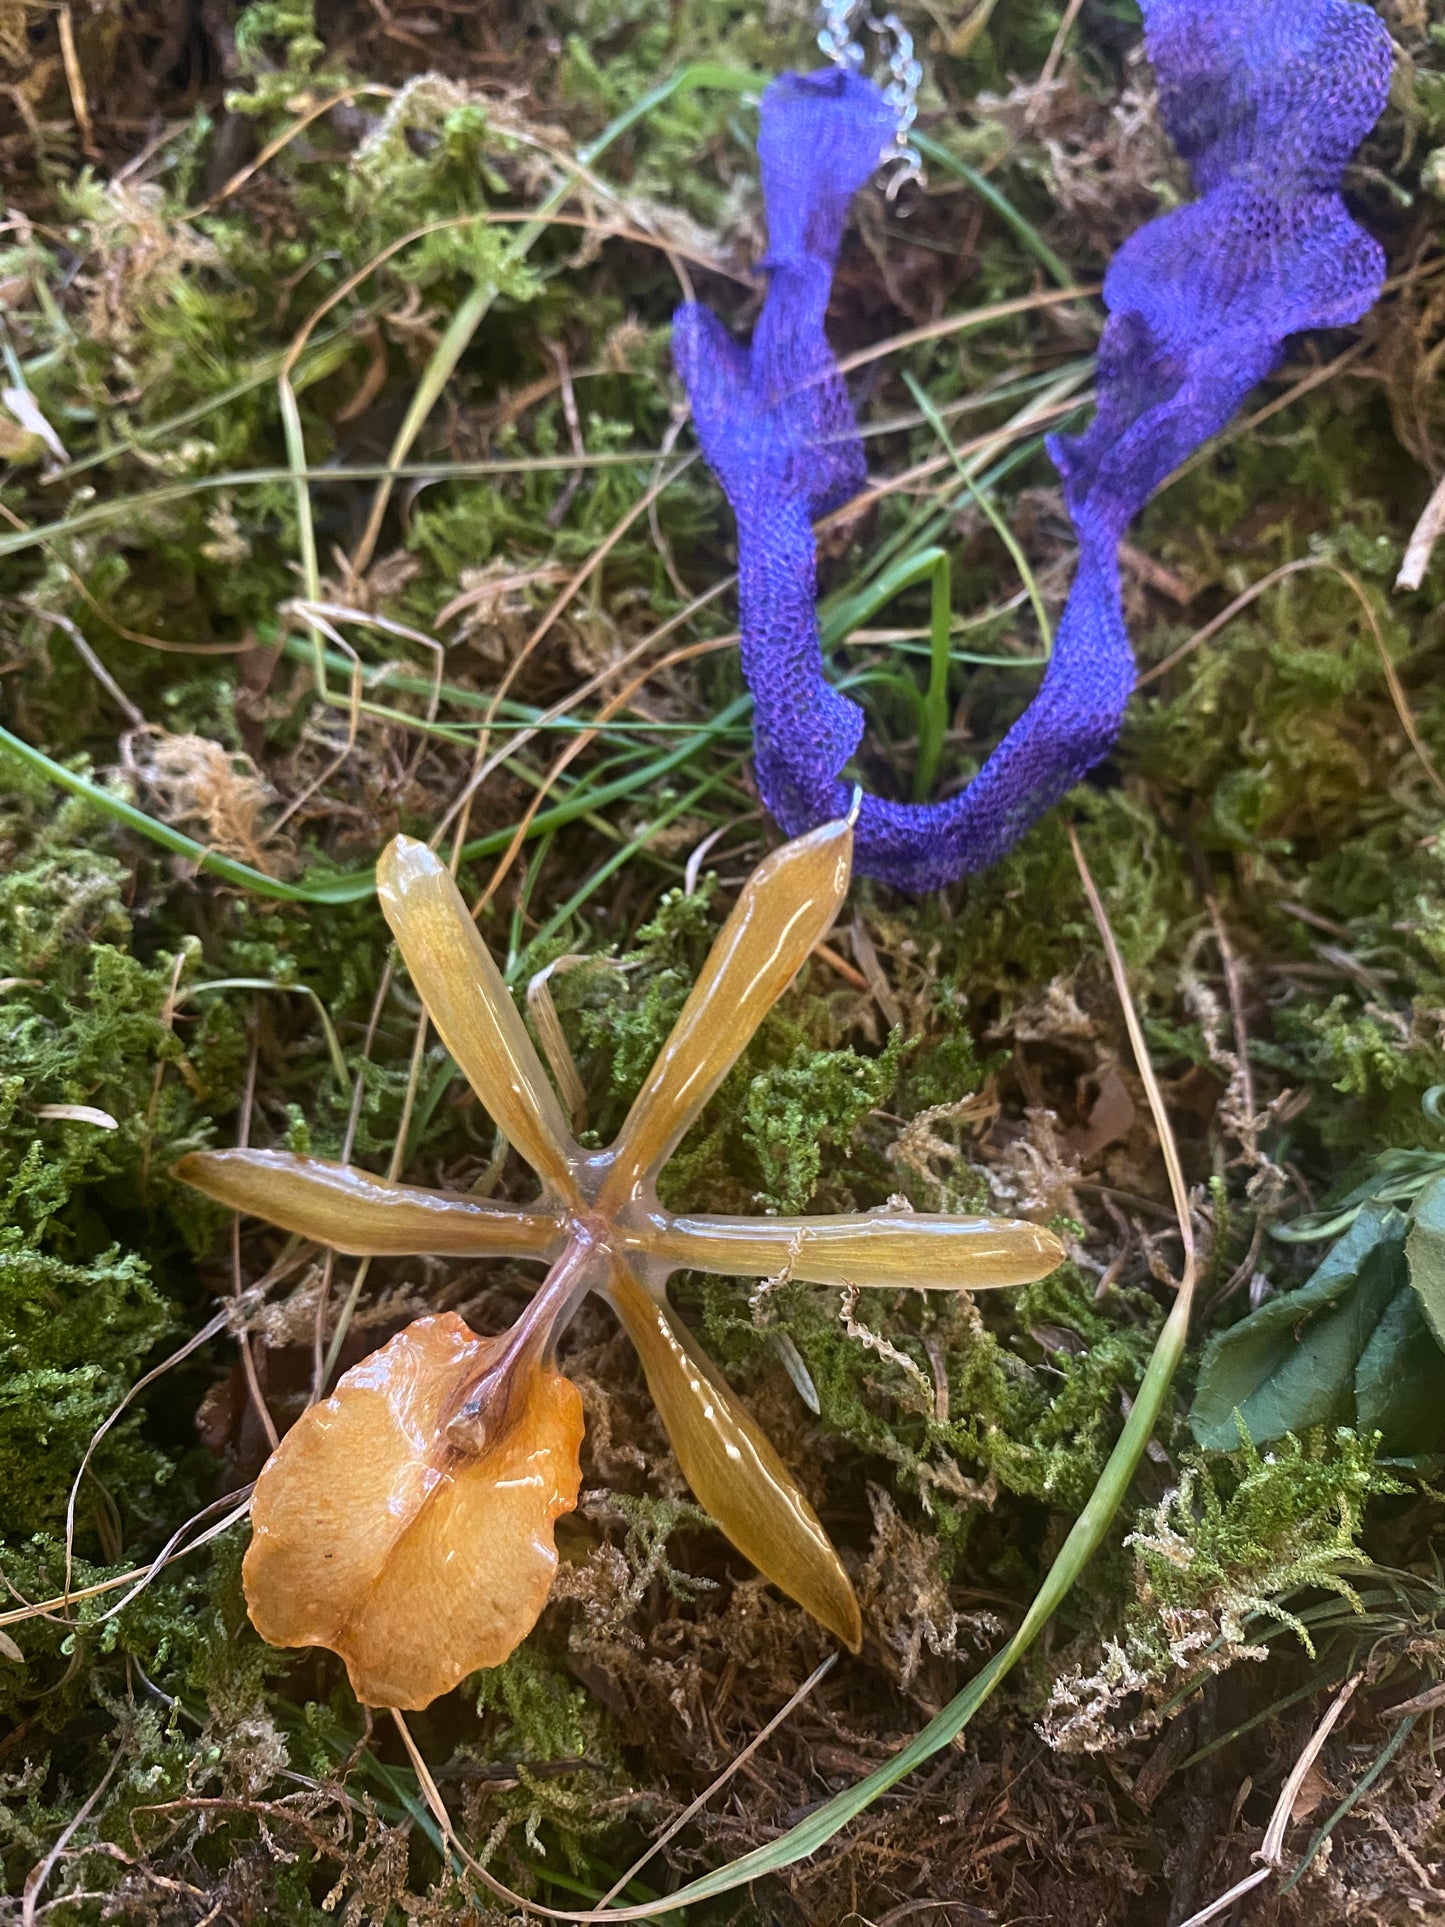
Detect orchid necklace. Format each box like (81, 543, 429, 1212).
(180, 0, 1392, 1708)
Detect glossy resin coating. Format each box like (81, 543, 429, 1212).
(178, 816, 1065, 1703)
(245, 1313, 583, 1709)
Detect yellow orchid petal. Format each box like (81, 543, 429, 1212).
(376, 837, 579, 1202)
(607, 1259, 861, 1652)
(243, 1313, 583, 1709)
(601, 815, 853, 1203)
(643, 1210, 1065, 1291)
(175, 1149, 564, 1259)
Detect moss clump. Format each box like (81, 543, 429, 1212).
(1040, 1428, 1394, 1753)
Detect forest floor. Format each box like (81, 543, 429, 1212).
(3, 0, 1445, 1921)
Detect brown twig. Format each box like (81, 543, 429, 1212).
(1036, 0, 1087, 94)
(391, 1656, 843, 1925)
(56, 6, 97, 161)
(441, 454, 697, 857)
(834, 284, 1100, 376)
(22, 1739, 126, 1925)
(1397, 471, 1445, 592)
(2, 1493, 253, 1632)
(1069, 824, 1193, 1255)
(234, 1040, 280, 1453)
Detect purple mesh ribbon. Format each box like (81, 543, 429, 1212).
(673, 0, 1392, 891)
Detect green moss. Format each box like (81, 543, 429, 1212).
(1131, 1428, 1392, 1651)
(1041, 1428, 1396, 1751)
(740, 1028, 909, 1213)
(0, 1238, 173, 1536)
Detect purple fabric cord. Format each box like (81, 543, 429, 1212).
(672, 0, 1392, 892)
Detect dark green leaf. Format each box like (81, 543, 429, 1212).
(1405, 1171, 1445, 1350)
(1355, 1285, 1445, 1461)
(1272, 1148, 1445, 1243)
(1189, 1207, 1405, 1451)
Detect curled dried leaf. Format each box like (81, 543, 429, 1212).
(243, 1312, 584, 1708)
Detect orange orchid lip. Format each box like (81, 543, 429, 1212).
(178, 813, 1064, 1706)
(243, 1310, 584, 1710)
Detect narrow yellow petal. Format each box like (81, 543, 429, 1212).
(376, 836, 578, 1201)
(602, 816, 854, 1201)
(243, 1313, 584, 1709)
(642, 1211, 1065, 1291)
(175, 1149, 564, 1259)
(607, 1259, 861, 1652)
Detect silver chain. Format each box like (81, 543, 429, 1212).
(816, 3, 924, 195)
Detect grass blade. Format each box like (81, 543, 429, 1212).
(913, 133, 1076, 290)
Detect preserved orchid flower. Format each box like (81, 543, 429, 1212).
(177, 815, 1063, 1707)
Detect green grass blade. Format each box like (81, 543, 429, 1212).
(0, 454, 689, 567)
(180, 978, 353, 1097)
(913, 134, 1076, 290)
(578, 63, 764, 166)
(848, 365, 1093, 595)
(508, 761, 743, 977)
(820, 545, 949, 649)
(914, 549, 953, 800)
(903, 371, 1054, 656)
(0, 723, 377, 904)
(350, 62, 767, 569)
(0, 691, 754, 909)
(56, 326, 363, 480)
(1279, 1713, 1418, 1893)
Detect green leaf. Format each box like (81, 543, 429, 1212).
(1405, 1171, 1445, 1349)
(1193, 1194, 1445, 1459)
(1272, 1148, 1445, 1244)
(1190, 1207, 1406, 1451)
(1355, 1285, 1445, 1462)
